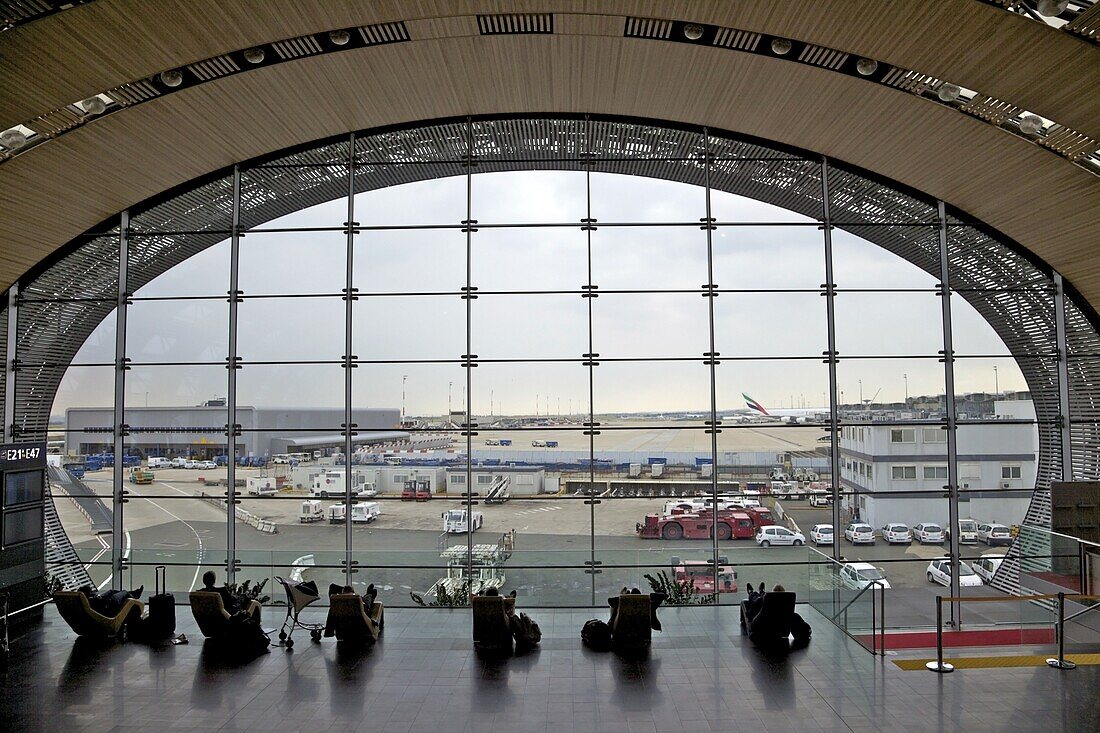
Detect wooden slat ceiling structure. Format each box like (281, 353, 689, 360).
(0, 0, 1098, 305)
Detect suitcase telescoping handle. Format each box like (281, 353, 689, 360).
(156, 565, 166, 597)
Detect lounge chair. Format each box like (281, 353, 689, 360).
(188, 591, 262, 638)
(608, 592, 656, 648)
(740, 591, 806, 644)
(53, 591, 143, 639)
(324, 593, 384, 644)
(471, 594, 515, 651)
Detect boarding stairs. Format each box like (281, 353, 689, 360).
(483, 475, 511, 504)
(43, 482, 93, 591)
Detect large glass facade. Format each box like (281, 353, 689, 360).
(7, 117, 1083, 638)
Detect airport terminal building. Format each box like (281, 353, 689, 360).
(64, 405, 403, 458)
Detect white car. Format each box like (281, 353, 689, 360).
(197, 460, 216, 470)
(183, 460, 199, 469)
(809, 491, 832, 507)
(913, 523, 945, 545)
(972, 555, 1005, 583)
(810, 524, 834, 546)
(755, 525, 805, 547)
(927, 558, 983, 587)
(840, 562, 892, 590)
(946, 519, 979, 545)
(881, 523, 912, 545)
(844, 523, 876, 545)
(977, 523, 1013, 547)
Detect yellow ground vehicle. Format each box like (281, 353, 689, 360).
(128, 467, 154, 484)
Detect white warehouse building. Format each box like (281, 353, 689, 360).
(838, 400, 1037, 529)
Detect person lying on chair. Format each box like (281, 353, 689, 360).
(77, 583, 144, 617)
(328, 582, 379, 607)
(741, 583, 812, 646)
(607, 587, 667, 632)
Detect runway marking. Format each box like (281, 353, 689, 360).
(133, 482, 205, 592)
(513, 506, 563, 516)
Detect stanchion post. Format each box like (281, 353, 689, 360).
(926, 595, 954, 673)
(1047, 591, 1077, 670)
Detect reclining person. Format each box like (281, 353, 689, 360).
(742, 583, 812, 646)
(77, 583, 144, 618)
(328, 582, 379, 608)
(608, 587, 666, 632)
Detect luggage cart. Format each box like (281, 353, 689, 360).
(274, 576, 324, 648)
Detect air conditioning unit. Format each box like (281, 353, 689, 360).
(1001, 482, 1011, 489)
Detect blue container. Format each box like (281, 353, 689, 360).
(499, 439, 512, 446)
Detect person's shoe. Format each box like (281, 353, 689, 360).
(508, 589, 517, 598)
(133, 585, 144, 599)
(746, 583, 754, 594)
(759, 581, 765, 593)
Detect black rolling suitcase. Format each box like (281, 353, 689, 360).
(146, 565, 176, 639)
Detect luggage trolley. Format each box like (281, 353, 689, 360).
(274, 576, 324, 648)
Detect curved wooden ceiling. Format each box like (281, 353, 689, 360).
(1, 0, 1098, 304)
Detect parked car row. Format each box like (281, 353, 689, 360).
(807, 521, 1013, 547)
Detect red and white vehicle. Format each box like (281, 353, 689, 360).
(637, 509, 757, 541)
(673, 559, 738, 594)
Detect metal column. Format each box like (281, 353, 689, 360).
(4, 285, 17, 440)
(937, 200, 962, 625)
(702, 130, 721, 597)
(344, 134, 357, 585)
(821, 159, 842, 560)
(226, 167, 241, 584)
(111, 211, 130, 580)
(582, 118, 599, 604)
(1054, 272, 1072, 481)
(463, 120, 475, 585)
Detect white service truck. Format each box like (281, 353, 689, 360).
(311, 470, 376, 498)
(246, 476, 279, 496)
(443, 508, 483, 533)
(327, 502, 381, 524)
(299, 500, 323, 523)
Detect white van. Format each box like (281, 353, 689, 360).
(170, 457, 188, 468)
(299, 500, 323, 523)
(148, 457, 170, 469)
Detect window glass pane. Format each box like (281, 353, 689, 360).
(355, 230, 465, 294)
(238, 229, 346, 295)
(127, 299, 227, 363)
(473, 228, 586, 293)
(712, 225, 824, 290)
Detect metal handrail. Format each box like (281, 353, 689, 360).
(830, 579, 881, 621)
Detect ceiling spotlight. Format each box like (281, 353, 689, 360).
(770, 38, 792, 55)
(80, 96, 106, 115)
(0, 128, 27, 149)
(243, 47, 265, 64)
(1037, 0, 1069, 17)
(1019, 114, 1044, 136)
(937, 83, 961, 102)
(159, 69, 183, 87)
(855, 58, 878, 76)
(683, 23, 704, 41)
(330, 29, 351, 45)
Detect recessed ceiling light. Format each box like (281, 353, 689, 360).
(1019, 115, 1044, 136)
(1037, 0, 1068, 17)
(855, 58, 878, 76)
(683, 24, 704, 41)
(1, 129, 27, 149)
(244, 48, 265, 64)
(159, 70, 183, 87)
(937, 83, 961, 103)
(770, 38, 792, 55)
(80, 97, 106, 115)
(330, 30, 351, 45)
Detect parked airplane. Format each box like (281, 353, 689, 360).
(732, 393, 828, 424)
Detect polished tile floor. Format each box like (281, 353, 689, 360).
(2, 603, 1098, 733)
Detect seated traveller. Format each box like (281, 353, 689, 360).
(741, 583, 812, 646)
(199, 571, 240, 615)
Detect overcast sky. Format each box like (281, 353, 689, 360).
(56, 172, 1026, 416)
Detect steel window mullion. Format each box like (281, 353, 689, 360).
(226, 166, 241, 583)
(703, 129, 720, 602)
(4, 285, 17, 439)
(465, 119, 474, 586)
(586, 117, 597, 605)
(1054, 272, 1072, 481)
(345, 134, 356, 584)
(938, 200, 962, 626)
(821, 159, 842, 562)
(112, 211, 129, 580)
